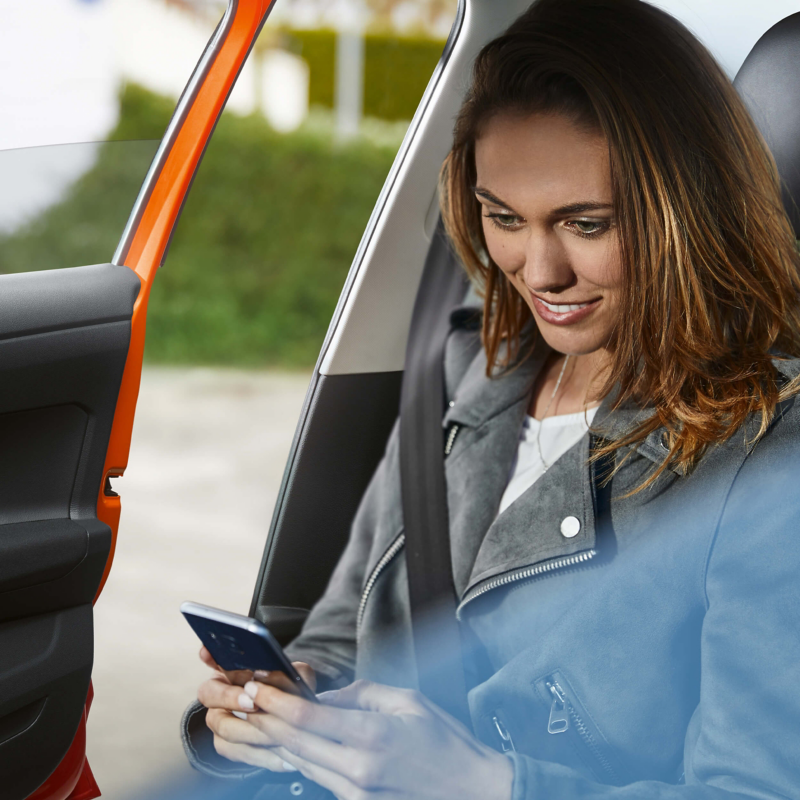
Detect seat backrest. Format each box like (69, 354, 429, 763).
(734, 12, 800, 237)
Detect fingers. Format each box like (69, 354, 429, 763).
(276, 748, 365, 800)
(199, 668, 316, 712)
(199, 646, 254, 687)
(251, 712, 357, 775)
(212, 734, 291, 772)
(250, 669, 310, 698)
(199, 646, 217, 669)
(199, 676, 258, 712)
(244, 682, 395, 751)
(207, 709, 300, 773)
(322, 680, 427, 717)
(322, 680, 470, 738)
(206, 708, 275, 747)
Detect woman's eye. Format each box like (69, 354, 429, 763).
(485, 212, 522, 229)
(569, 219, 610, 237)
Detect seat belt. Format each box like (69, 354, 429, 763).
(399, 224, 471, 726)
(399, 225, 616, 727)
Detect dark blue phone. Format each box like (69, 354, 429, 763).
(181, 601, 317, 702)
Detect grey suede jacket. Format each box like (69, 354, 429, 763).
(186, 318, 800, 799)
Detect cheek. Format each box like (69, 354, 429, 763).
(481, 220, 525, 275)
(570, 237, 623, 290)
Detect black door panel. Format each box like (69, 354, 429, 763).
(0, 405, 88, 524)
(0, 263, 139, 798)
(0, 519, 111, 623)
(0, 605, 93, 799)
(0, 519, 92, 593)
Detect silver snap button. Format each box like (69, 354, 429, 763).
(560, 516, 581, 538)
(290, 782, 304, 796)
(449, 400, 456, 407)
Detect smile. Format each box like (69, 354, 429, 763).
(539, 299, 593, 312)
(531, 295, 601, 325)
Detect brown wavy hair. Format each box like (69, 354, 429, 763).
(440, 0, 800, 486)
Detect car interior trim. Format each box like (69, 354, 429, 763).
(112, 0, 239, 267)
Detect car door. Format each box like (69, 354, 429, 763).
(0, 3, 274, 799)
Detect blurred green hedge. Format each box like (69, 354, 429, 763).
(282, 29, 446, 121)
(0, 84, 400, 367)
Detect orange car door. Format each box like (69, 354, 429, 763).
(0, 3, 275, 799)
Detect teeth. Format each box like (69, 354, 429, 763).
(539, 299, 592, 313)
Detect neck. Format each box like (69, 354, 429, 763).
(529, 348, 612, 420)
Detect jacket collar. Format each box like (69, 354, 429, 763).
(443, 335, 548, 432)
(443, 345, 800, 476)
(442, 336, 667, 469)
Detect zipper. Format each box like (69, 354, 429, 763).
(492, 715, 516, 752)
(356, 532, 405, 636)
(457, 549, 597, 618)
(444, 423, 460, 456)
(546, 681, 570, 734)
(541, 674, 624, 785)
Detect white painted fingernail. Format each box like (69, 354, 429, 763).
(238, 692, 255, 711)
(231, 710, 248, 720)
(253, 670, 271, 681)
(244, 681, 259, 700)
(282, 761, 298, 772)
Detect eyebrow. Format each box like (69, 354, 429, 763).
(473, 187, 612, 216)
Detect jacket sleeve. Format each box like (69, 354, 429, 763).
(181, 419, 402, 778)
(506, 422, 800, 800)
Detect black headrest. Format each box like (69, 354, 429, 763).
(734, 13, 800, 238)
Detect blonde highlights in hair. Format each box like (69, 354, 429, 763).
(440, 0, 800, 488)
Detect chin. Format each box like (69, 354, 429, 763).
(535, 331, 607, 358)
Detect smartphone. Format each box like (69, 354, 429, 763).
(181, 601, 317, 702)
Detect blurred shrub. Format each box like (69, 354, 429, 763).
(0, 84, 399, 367)
(283, 29, 446, 121)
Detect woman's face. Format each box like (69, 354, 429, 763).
(474, 112, 622, 359)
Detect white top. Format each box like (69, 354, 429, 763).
(497, 407, 599, 515)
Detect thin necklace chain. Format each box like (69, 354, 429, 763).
(536, 354, 570, 473)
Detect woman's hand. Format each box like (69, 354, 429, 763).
(196, 647, 317, 773)
(209, 677, 514, 800)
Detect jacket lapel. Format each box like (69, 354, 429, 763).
(443, 351, 663, 601)
(465, 432, 598, 596)
(443, 339, 546, 598)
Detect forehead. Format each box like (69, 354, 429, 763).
(474, 113, 611, 210)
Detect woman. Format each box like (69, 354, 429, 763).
(186, 0, 800, 797)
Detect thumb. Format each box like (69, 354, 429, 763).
(320, 680, 427, 716)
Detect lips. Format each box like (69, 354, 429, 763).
(531, 295, 601, 325)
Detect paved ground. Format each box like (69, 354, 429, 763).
(86, 367, 311, 798)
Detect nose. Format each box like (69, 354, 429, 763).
(520, 229, 576, 295)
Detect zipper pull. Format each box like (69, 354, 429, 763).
(492, 715, 516, 752)
(546, 681, 569, 734)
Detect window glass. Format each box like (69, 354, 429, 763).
(0, 0, 160, 273)
(0, 138, 158, 272)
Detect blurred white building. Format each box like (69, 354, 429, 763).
(0, 0, 117, 151)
